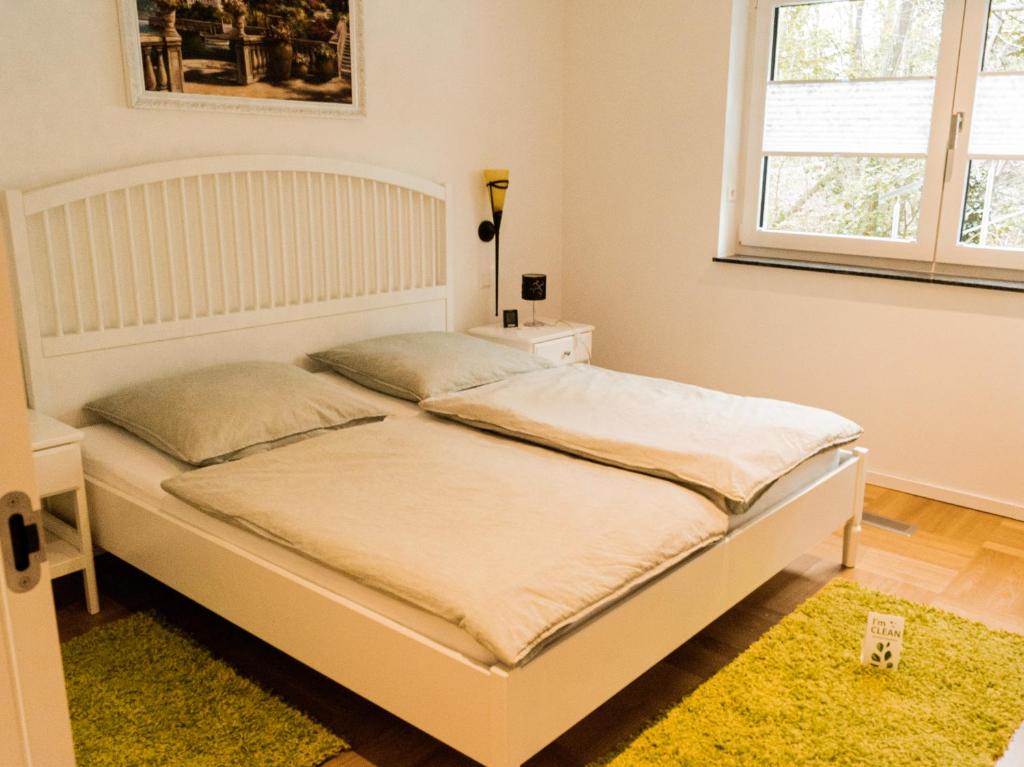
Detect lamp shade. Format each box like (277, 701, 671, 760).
(483, 169, 509, 213)
(521, 273, 547, 301)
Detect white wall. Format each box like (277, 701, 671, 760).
(5, 1, 1021, 514)
(563, 0, 1024, 515)
(0, 1, 565, 330)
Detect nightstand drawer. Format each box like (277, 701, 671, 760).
(32, 443, 84, 498)
(533, 336, 576, 366)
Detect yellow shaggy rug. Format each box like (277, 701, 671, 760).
(596, 580, 1024, 766)
(62, 613, 346, 767)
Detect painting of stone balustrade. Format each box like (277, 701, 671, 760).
(123, 0, 363, 116)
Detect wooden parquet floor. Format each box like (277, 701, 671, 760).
(53, 485, 1024, 766)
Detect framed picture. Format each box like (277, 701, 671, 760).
(502, 309, 519, 329)
(118, 0, 365, 117)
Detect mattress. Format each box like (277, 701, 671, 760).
(729, 448, 839, 531)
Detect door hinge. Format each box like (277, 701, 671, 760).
(2, 491, 45, 593)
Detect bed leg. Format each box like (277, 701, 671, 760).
(488, 665, 517, 767)
(842, 447, 868, 568)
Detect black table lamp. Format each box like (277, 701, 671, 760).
(521, 273, 546, 327)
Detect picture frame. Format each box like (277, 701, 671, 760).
(117, 0, 365, 118)
(503, 309, 519, 328)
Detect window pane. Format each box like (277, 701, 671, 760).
(968, 74, 1024, 156)
(764, 79, 935, 154)
(960, 160, 1024, 249)
(773, 0, 944, 81)
(761, 156, 926, 239)
(982, 0, 1024, 73)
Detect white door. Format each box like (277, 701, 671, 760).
(0, 231, 76, 765)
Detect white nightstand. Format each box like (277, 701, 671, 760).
(467, 320, 594, 366)
(28, 410, 100, 614)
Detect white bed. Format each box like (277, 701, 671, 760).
(79, 372, 841, 665)
(3, 155, 867, 766)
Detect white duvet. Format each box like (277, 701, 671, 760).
(421, 365, 863, 514)
(163, 416, 727, 666)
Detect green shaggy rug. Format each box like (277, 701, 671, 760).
(62, 613, 347, 767)
(596, 579, 1024, 766)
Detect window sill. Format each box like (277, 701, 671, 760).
(714, 254, 1024, 294)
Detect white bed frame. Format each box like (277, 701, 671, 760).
(3, 155, 867, 766)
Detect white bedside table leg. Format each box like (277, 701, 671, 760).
(73, 486, 100, 614)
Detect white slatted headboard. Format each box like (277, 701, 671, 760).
(4, 156, 450, 424)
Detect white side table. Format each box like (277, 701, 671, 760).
(467, 320, 594, 366)
(28, 410, 100, 614)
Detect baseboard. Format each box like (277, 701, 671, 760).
(867, 471, 1024, 523)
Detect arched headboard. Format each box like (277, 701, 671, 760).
(3, 156, 450, 424)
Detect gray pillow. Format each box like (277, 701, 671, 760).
(85, 361, 385, 465)
(309, 332, 552, 402)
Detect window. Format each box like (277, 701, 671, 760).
(740, 0, 1024, 272)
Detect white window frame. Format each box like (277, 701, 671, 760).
(739, 0, 970, 264)
(935, 0, 1024, 270)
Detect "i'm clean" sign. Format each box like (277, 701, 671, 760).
(861, 612, 905, 670)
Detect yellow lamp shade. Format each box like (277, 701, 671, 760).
(483, 168, 509, 213)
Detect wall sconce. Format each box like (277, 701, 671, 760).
(478, 169, 509, 317)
